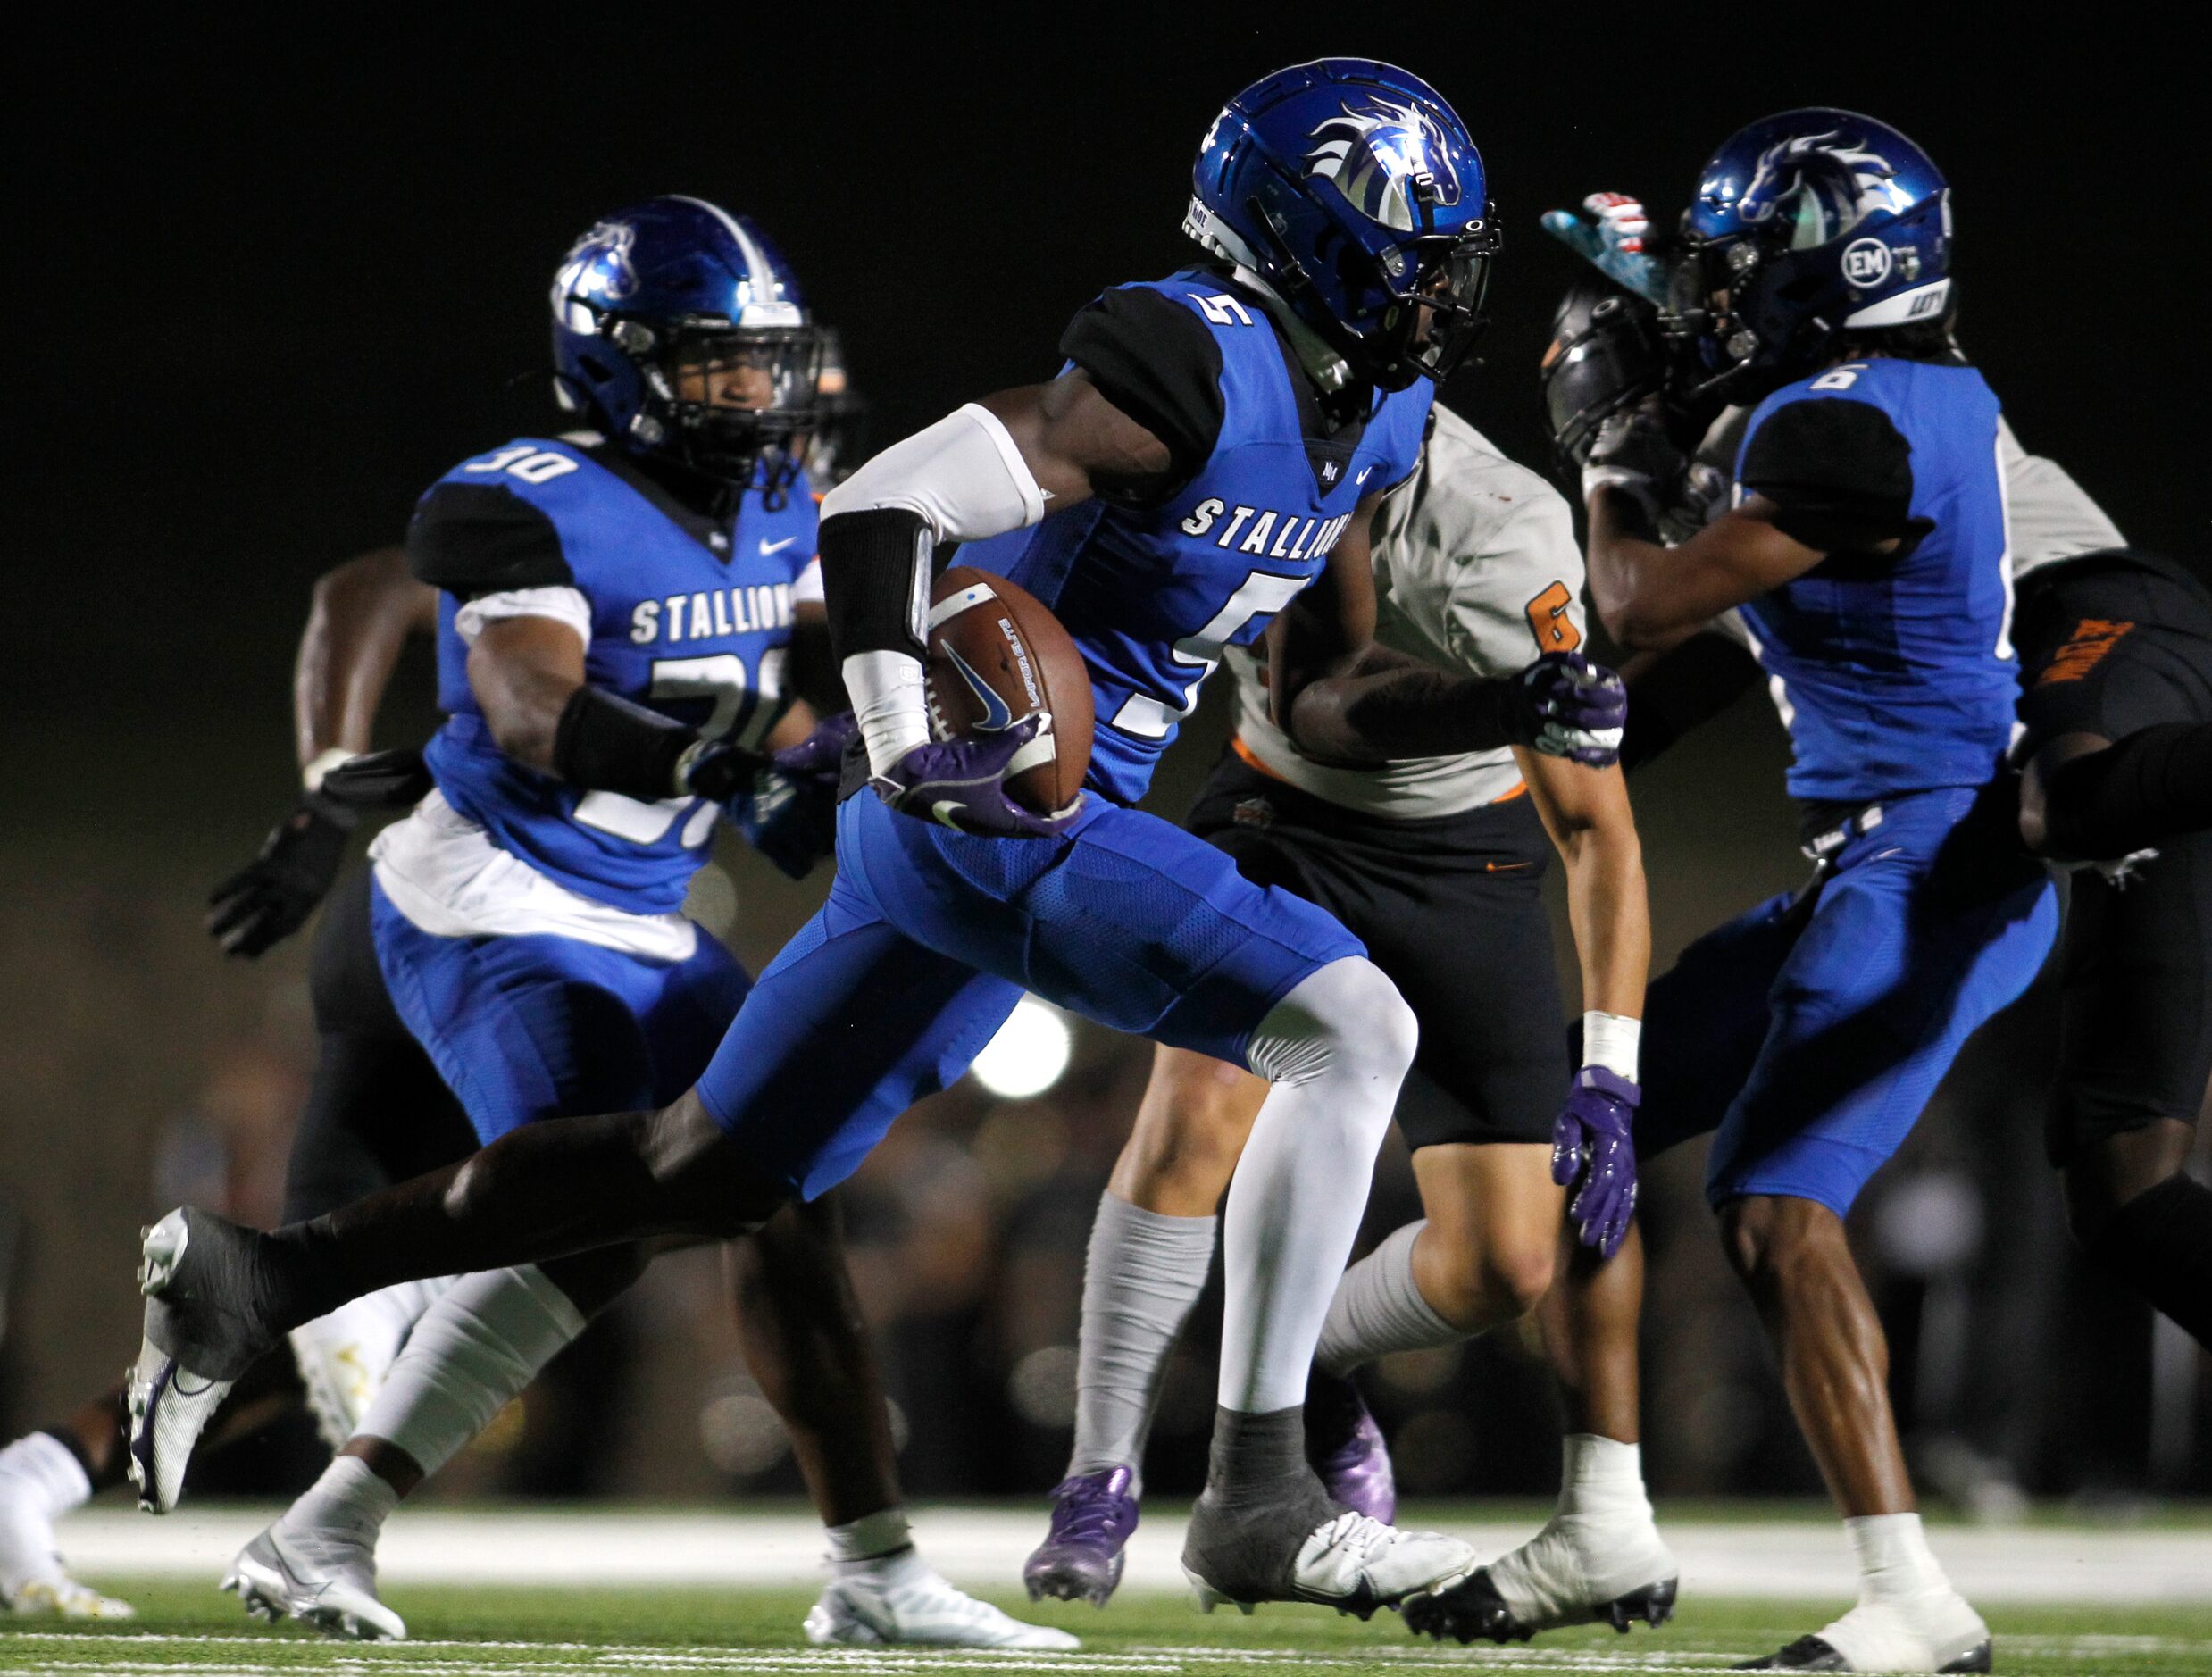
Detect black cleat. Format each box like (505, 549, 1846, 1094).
(1736, 1632, 1994, 1672)
(128, 1209, 286, 1512)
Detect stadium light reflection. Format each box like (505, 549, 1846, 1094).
(968, 996, 1073, 1099)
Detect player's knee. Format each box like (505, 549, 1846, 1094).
(1426, 1231, 1555, 1323)
(1253, 956, 1417, 1089)
(1719, 1196, 1851, 1302)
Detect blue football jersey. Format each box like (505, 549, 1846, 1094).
(962, 271, 1432, 805)
(1733, 361, 2018, 803)
(418, 438, 818, 914)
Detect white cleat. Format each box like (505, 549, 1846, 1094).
(803, 1557, 1079, 1649)
(1406, 1509, 1679, 1642)
(1186, 1510, 1475, 1619)
(0, 1475, 134, 1620)
(125, 1346, 232, 1517)
(1739, 1592, 1992, 1671)
(223, 1523, 406, 1642)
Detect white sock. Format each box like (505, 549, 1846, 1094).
(1069, 1194, 1217, 1492)
(824, 1507, 919, 1581)
(1557, 1434, 1652, 1523)
(1843, 1512, 1950, 1602)
(1315, 1222, 1458, 1377)
(281, 1454, 398, 1546)
(1220, 957, 1415, 1414)
(0, 1434, 92, 1523)
(354, 1265, 588, 1481)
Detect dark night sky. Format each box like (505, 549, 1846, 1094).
(10, 13, 2200, 739)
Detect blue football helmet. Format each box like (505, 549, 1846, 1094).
(551, 196, 821, 490)
(1664, 109, 1953, 398)
(1184, 59, 1498, 392)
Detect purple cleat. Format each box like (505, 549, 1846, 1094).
(1024, 1467, 1140, 1606)
(1306, 1371, 1396, 1523)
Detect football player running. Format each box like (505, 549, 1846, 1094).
(1486, 113, 2058, 1673)
(128, 61, 1625, 1617)
(126, 196, 1069, 1650)
(1024, 397, 1675, 1642)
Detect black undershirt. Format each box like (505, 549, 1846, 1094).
(1738, 396, 1929, 555)
(405, 439, 738, 597)
(1058, 267, 1373, 508)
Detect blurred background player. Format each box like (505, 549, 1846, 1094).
(1024, 397, 1674, 1645)
(1510, 113, 2058, 1672)
(128, 59, 1629, 1618)
(111, 196, 1067, 1650)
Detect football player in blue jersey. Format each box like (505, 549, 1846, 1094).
(1428, 113, 2054, 1673)
(129, 61, 1629, 1616)
(112, 197, 1069, 1650)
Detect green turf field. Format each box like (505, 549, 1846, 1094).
(7, 1584, 2212, 1674)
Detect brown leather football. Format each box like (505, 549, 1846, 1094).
(925, 565, 1094, 813)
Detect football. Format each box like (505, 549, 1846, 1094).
(924, 565, 1094, 813)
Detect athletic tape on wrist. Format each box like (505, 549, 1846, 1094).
(1582, 1010, 1641, 1082)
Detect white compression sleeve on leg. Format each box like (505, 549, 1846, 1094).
(1069, 1193, 1219, 1492)
(1315, 1221, 1459, 1377)
(355, 1265, 588, 1481)
(1220, 957, 1417, 1414)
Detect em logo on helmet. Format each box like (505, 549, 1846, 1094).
(1841, 237, 1895, 288)
(1302, 96, 1462, 232)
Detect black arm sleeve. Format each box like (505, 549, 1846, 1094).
(816, 507, 930, 665)
(552, 687, 697, 801)
(1060, 287, 1226, 489)
(1620, 631, 1764, 772)
(405, 483, 574, 594)
(2042, 720, 2212, 860)
(1739, 396, 1929, 555)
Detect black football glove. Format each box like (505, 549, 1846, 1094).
(206, 794, 359, 958)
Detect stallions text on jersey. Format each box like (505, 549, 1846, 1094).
(962, 268, 1432, 805)
(411, 436, 818, 914)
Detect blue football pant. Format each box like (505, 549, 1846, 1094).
(1632, 786, 2059, 1216)
(369, 875, 753, 1146)
(697, 789, 1365, 1201)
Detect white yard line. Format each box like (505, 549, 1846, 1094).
(46, 1506, 2212, 1604)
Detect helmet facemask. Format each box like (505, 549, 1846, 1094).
(614, 315, 822, 493)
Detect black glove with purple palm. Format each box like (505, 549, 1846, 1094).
(870, 714, 1077, 838)
(1507, 652, 1629, 769)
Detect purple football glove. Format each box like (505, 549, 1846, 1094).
(772, 710, 859, 787)
(1510, 651, 1627, 768)
(872, 713, 1080, 838)
(1553, 1065, 1640, 1259)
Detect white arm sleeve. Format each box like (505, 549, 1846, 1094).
(453, 586, 594, 649)
(821, 403, 1049, 774)
(819, 403, 1047, 540)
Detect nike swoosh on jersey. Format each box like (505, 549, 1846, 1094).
(759, 537, 799, 555)
(1483, 861, 1531, 872)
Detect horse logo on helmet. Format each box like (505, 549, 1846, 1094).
(1303, 96, 1462, 232)
(550, 220, 639, 331)
(1735, 130, 1916, 240)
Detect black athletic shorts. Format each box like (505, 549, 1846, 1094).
(2016, 550, 2212, 1163)
(281, 867, 480, 1222)
(1187, 750, 1565, 1149)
